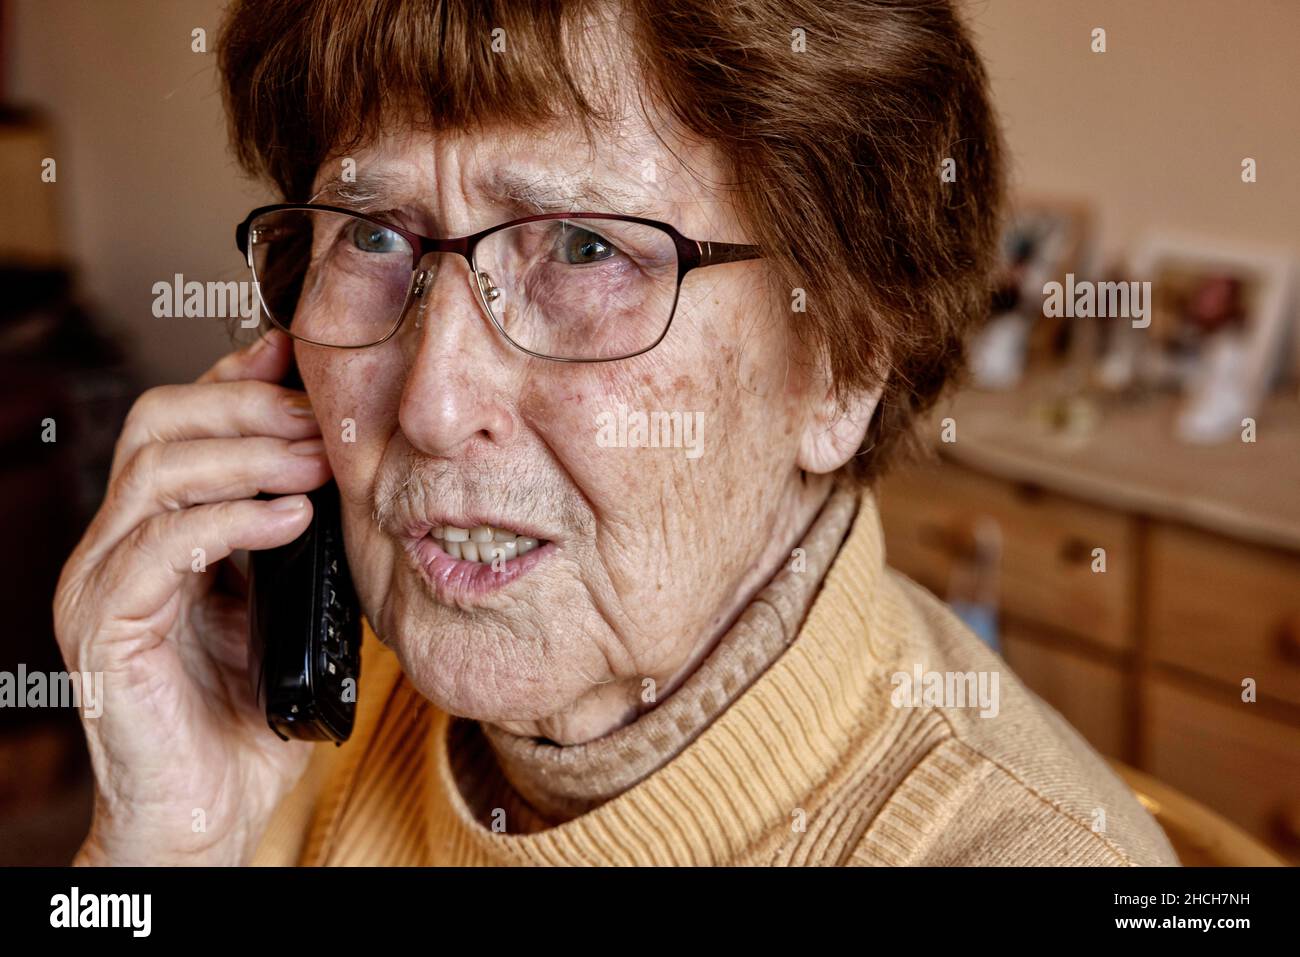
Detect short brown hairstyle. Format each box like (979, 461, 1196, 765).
(219, 0, 1004, 480)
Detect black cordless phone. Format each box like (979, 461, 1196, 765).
(247, 361, 361, 743)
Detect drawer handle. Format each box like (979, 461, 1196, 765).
(1276, 615, 1300, 665)
(1275, 800, 1300, 847)
(1058, 536, 1091, 565)
(1013, 481, 1046, 503)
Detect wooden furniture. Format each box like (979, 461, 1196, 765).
(878, 380, 1300, 863)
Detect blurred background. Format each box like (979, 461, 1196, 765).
(1, 0, 1297, 864)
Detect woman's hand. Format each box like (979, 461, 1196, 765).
(54, 330, 332, 865)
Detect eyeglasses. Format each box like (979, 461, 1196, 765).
(234, 204, 762, 362)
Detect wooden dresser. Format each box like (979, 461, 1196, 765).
(878, 381, 1300, 862)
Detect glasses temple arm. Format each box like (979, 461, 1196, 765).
(696, 240, 764, 268)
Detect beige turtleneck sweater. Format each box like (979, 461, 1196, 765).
(251, 486, 1179, 866)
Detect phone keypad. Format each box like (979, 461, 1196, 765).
(317, 523, 359, 703)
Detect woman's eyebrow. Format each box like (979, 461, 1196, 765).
(483, 169, 653, 216)
(309, 169, 411, 213)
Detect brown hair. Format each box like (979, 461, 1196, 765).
(219, 0, 1004, 481)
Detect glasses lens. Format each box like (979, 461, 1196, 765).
(247, 208, 414, 346)
(473, 218, 680, 360)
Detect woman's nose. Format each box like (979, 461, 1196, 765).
(396, 254, 516, 457)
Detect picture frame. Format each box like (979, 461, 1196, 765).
(1127, 233, 1296, 443)
(969, 196, 1093, 389)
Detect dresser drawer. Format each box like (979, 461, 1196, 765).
(879, 463, 1136, 651)
(1144, 675, 1300, 861)
(1001, 625, 1130, 759)
(1148, 524, 1300, 708)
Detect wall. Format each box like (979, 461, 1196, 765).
(968, 0, 1299, 263)
(7, 0, 269, 384)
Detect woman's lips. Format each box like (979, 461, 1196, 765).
(407, 533, 555, 603)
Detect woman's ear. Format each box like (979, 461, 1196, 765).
(796, 379, 883, 475)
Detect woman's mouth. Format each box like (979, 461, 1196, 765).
(429, 524, 543, 564)
(406, 522, 554, 603)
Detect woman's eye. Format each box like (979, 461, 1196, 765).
(348, 221, 403, 254)
(559, 226, 616, 265)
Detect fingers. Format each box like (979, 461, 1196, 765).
(85, 435, 332, 565)
(198, 327, 294, 385)
(70, 328, 330, 587)
(85, 496, 316, 646)
(111, 330, 311, 484)
(109, 379, 321, 484)
(60, 328, 331, 640)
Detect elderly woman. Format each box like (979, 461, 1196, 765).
(55, 0, 1177, 866)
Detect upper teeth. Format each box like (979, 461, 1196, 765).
(431, 524, 541, 564)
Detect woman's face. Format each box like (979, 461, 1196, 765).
(294, 110, 866, 743)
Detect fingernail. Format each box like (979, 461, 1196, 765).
(282, 393, 315, 417)
(249, 332, 273, 355)
(268, 494, 307, 511)
(288, 438, 326, 456)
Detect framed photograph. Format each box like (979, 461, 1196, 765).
(970, 196, 1093, 389)
(998, 197, 1094, 308)
(1128, 234, 1297, 443)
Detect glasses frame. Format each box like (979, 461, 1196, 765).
(235, 203, 763, 362)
